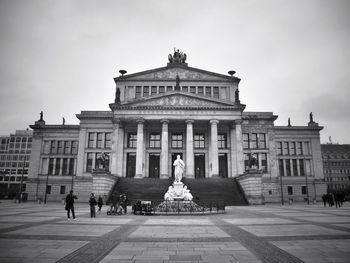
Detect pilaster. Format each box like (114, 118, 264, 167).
(185, 120, 194, 178)
(135, 119, 145, 178)
(210, 120, 219, 177)
(160, 119, 169, 179)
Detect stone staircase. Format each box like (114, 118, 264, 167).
(107, 177, 248, 206)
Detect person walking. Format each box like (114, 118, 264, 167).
(97, 195, 103, 212)
(65, 190, 78, 220)
(89, 193, 97, 218)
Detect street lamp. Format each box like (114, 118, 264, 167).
(304, 161, 310, 205)
(18, 156, 26, 203)
(44, 157, 50, 204)
(280, 174, 284, 205)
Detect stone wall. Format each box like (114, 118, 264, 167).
(92, 172, 117, 202)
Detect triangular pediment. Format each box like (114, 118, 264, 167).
(116, 65, 239, 82)
(121, 92, 236, 108)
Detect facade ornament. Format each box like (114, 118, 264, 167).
(173, 155, 185, 183)
(168, 48, 187, 64)
(62, 117, 65, 125)
(248, 153, 258, 168)
(39, 111, 44, 121)
(96, 152, 109, 170)
(175, 75, 180, 89)
(309, 112, 314, 123)
(115, 88, 121, 104)
(235, 89, 240, 103)
(288, 118, 291, 127)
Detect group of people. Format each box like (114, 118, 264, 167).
(322, 192, 345, 208)
(107, 193, 128, 215)
(64, 190, 104, 219)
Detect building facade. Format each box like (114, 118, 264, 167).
(322, 144, 350, 192)
(0, 130, 32, 199)
(26, 51, 326, 203)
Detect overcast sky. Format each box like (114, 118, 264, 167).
(0, 0, 349, 143)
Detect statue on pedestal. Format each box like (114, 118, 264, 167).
(173, 155, 185, 183)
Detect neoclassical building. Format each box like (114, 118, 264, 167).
(26, 50, 326, 203)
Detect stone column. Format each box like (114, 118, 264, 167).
(210, 120, 219, 177)
(135, 119, 145, 178)
(110, 118, 120, 175)
(235, 119, 244, 175)
(230, 123, 237, 177)
(160, 119, 169, 179)
(75, 128, 87, 177)
(186, 120, 194, 178)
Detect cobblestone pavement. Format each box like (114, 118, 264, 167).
(0, 201, 349, 263)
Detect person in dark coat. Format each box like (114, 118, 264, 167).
(89, 193, 97, 218)
(65, 190, 78, 220)
(97, 195, 103, 212)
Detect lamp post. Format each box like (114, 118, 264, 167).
(44, 157, 50, 204)
(304, 163, 310, 205)
(18, 156, 26, 203)
(280, 174, 284, 205)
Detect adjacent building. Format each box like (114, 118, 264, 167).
(26, 50, 327, 203)
(0, 130, 32, 199)
(322, 144, 350, 191)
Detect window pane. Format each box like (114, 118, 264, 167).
(182, 86, 188, 92)
(171, 134, 183, 149)
(105, 133, 111, 148)
(290, 142, 296, 155)
(218, 134, 227, 149)
(194, 134, 205, 148)
(205, 86, 211, 97)
(88, 133, 95, 148)
(128, 133, 137, 148)
(50, 141, 57, 154)
(213, 87, 219, 98)
(190, 86, 196, 93)
(149, 134, 161, 148)
(243, 134, 249, 149)
(197, 86, 203, 95)
(143, 86, 149, 97)
(292, 159, 298, 176)
(261, 153, 267, 172)
(64, 141, 71, 154)
(277, 142, 282, 155)
(258, 134, 266, 149)
(159, 86, 165, 94)
(71, 141, 78, 154)
(86, 153, 94, 172)
(55, 158, 61, 175)
(151, 86, 157, 95)
(97, 133, 103, 148)
(283, 142, 289, 155)
(286, 159, 291, 176)
(136, 86, 141, 98)
(250, 134, 257, 149)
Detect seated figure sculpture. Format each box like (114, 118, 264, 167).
(183, 185, 193, 201)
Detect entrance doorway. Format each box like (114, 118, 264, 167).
(126, 153, 136, 178)
(219, 153, 228, 178)
(149, 154, 160, 178)
(195, 154, 205, 178)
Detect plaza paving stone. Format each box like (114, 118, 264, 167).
(0, 200, 349, 263)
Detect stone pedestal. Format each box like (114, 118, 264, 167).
(237, 169, 264, 205)
(92, 169, 117, 200)
(173, 182, 184, 199)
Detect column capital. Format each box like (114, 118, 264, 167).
(112, 117, 121, 125)
(185, 119, 194, 124)
(136, 118, 145, 124)
(234, 119, 243, 125)
(160, 119, 169, 124)
(209, 119, 219, 125)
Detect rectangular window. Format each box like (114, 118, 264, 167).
(286, 159, 291, 176)
(287, 186, 293, 195)
(166, 86, 173, 92)
(243, 133, 249, 149)
(69, 158, 75, 175)
(299, 159, 305, 176)
(149, 134, 161, 148)
(60, 185, 66, 195)
(88, 133, 95, 148)
(62, 158, 68, 175)
(301, 186, 307, 195)
(143, 86, 149, 97)
(218, 134, 227, 149)
(64, 141, 71, 154)
(261, 153, 267, 172)
(277, 142, 283, 155)
(48, 158, 54, 175)
(283, 142, 290, 155)
(213, 87, 219, 98)
(258, 133, 266, 149)
(190, 86, 196, 94)
(86, 153, 94, 172)
(194, 134, 205, 148)
(159, 86, 165, 94)
(50, 141, 57, 154)
(297, 142, 303, 155)
(55, 158, 61, 175)
(97, 133, 103, 148)
(304, 142, 310, 155)
(250, 133, 258, 149)
(71, 141, 78, 154)
(182, 86, 188, 92)
(205, 86, 211, 97)
(151, 86, 157, 95)
(171, 134, 183, 148)
(290, 142, 296, 155)
(128, 133, 137, 148)
(197, 86, 204, 95)
(244, 154, 250, 171)
(292, 159, 298, 176)
(57, 141, 63, 154)
(135, 86, 141, 98)
(105, 133, 111, 148)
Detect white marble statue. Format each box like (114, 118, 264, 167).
(173, 155, 185, 183)
(164, 186, 175, 201)
(183, 185, 193, 201)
